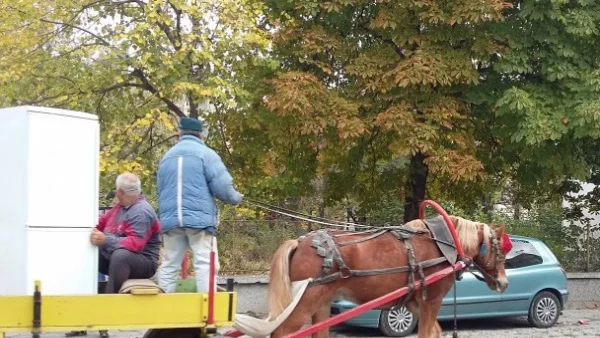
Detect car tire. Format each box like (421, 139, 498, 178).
(378, 306, 417, 337)
(528, 291, 560, 328)
(142, 328, 200, 338)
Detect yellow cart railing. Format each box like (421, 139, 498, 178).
(0, 281, 236, 338)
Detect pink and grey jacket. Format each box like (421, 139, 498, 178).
(97, 196, 161, 264)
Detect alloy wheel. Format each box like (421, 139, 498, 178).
(386, 306, 414, 333)
(536, 296, 558, 325)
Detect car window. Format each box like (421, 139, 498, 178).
(504, 238, 543, 269)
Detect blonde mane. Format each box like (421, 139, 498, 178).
(453, 216, 490, 254)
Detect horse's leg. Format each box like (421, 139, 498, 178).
(405, 299, 420, 319)
(415, 297, 443, 338)
(271, 286, 335, 338)
(433, 321, 443, 336)
(310, 304, 331, 338)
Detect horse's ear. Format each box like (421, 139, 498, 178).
(447, 215, 459, 227)
(495, 224, 505, 235)
(496, 224, 513, 254)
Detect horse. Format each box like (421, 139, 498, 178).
(266, 215, 512, 338)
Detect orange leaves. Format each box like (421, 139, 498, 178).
(372, 96, 476, 175)
(370, 8, 401, 30)
(263, 71, 365, 141)
(385, 51, 479, 87)
(337, 115, 366, 140)
(448, 0, 512, 25)
(275, 25, 344, 76)
(345, 47, 398, 93)
(374, 101, 416, 131)
(375, 101, 442, 155)
(261, 151, 282, 177)
(425, 149, 485, 182)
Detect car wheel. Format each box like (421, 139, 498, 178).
(142, 328, 201, 338)
(378, 306, 417, 337)
(528, 291, 560, 328)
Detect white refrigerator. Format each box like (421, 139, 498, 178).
(0, 105, 99, 296)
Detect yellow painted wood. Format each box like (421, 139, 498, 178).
(0, 292, 236, 333)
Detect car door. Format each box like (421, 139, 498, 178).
(497, 239, 545, 315)
(438, 266, 504, 319)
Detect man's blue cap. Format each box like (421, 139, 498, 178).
(179, 117, 203, 131)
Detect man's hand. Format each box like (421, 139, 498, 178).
(90, 228, 106, 246)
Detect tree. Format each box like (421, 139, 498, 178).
(245, 0, 513, 221)
(0, 0, 270, 202)
(469, 0, 600, 209)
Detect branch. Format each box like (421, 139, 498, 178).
(167, 1, 183, 46)
(154, 3, 181, 50)
(39, 18, 112, 47)
(139, 133, 179, 157)
(214, 103, 233, 159)
(131, 68, 185, 117)
(357, 23, 405, 59)
(95, 91, 108, 117)
(23, 91, 82, 105)
(118, 121, 154, 160)
(97, 82, 147, 93)
(188, 92, 198, 118)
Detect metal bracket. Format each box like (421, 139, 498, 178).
(32, 281, 42, 338)
(201, 326, 218, 337)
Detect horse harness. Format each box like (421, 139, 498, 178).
(300, 217, 464, 303)
(300, 216, 505, 305)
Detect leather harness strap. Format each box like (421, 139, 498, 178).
(306, 227, 450, 292)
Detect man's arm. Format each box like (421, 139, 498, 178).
(101, 208, 159, 255)
(203, 149, 243, 205)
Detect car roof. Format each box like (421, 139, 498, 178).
(507, 234, 539, 242)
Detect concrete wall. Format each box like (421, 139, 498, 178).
(566, 273, 600, 309)
(217, 273, 600, 315)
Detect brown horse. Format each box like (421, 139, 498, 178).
(266, 215, 511, 338)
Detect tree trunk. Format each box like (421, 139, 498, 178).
(403, 152, 428, 223)
(482, 193, 493, 222)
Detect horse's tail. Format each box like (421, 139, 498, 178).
(267, 239, 299, 319)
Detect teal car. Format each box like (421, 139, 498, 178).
(330, 235, 569, 336)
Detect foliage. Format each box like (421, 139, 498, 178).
(0, 0, 269, 202)
(468, 0, 600, 208)
(99, 109, 178, 206)
(230, 0, 516, 221)
(5, 0, 600, 274)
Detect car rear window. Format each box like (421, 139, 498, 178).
(504, 238, 543, 269)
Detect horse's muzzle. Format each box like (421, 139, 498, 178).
(495, 278, 509, 293)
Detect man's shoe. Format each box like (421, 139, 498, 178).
(65, 331, 87, 337)
(99, 330, 109, 338)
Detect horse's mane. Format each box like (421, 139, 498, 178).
(454, 216, 490, 254)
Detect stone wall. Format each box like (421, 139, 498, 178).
(217, 273, 600, 315)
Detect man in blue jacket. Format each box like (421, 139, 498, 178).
(156, 117, 243, 293)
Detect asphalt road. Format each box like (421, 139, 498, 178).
(331, 309, 600, 337)
(6, 309, 600, 337)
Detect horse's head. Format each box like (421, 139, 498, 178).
(472, 223, 511, 293)
(450, 216, 512, 293)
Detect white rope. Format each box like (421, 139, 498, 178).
(244, 200, 374, 229)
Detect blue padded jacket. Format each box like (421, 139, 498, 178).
(157, 135, 242, 234)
